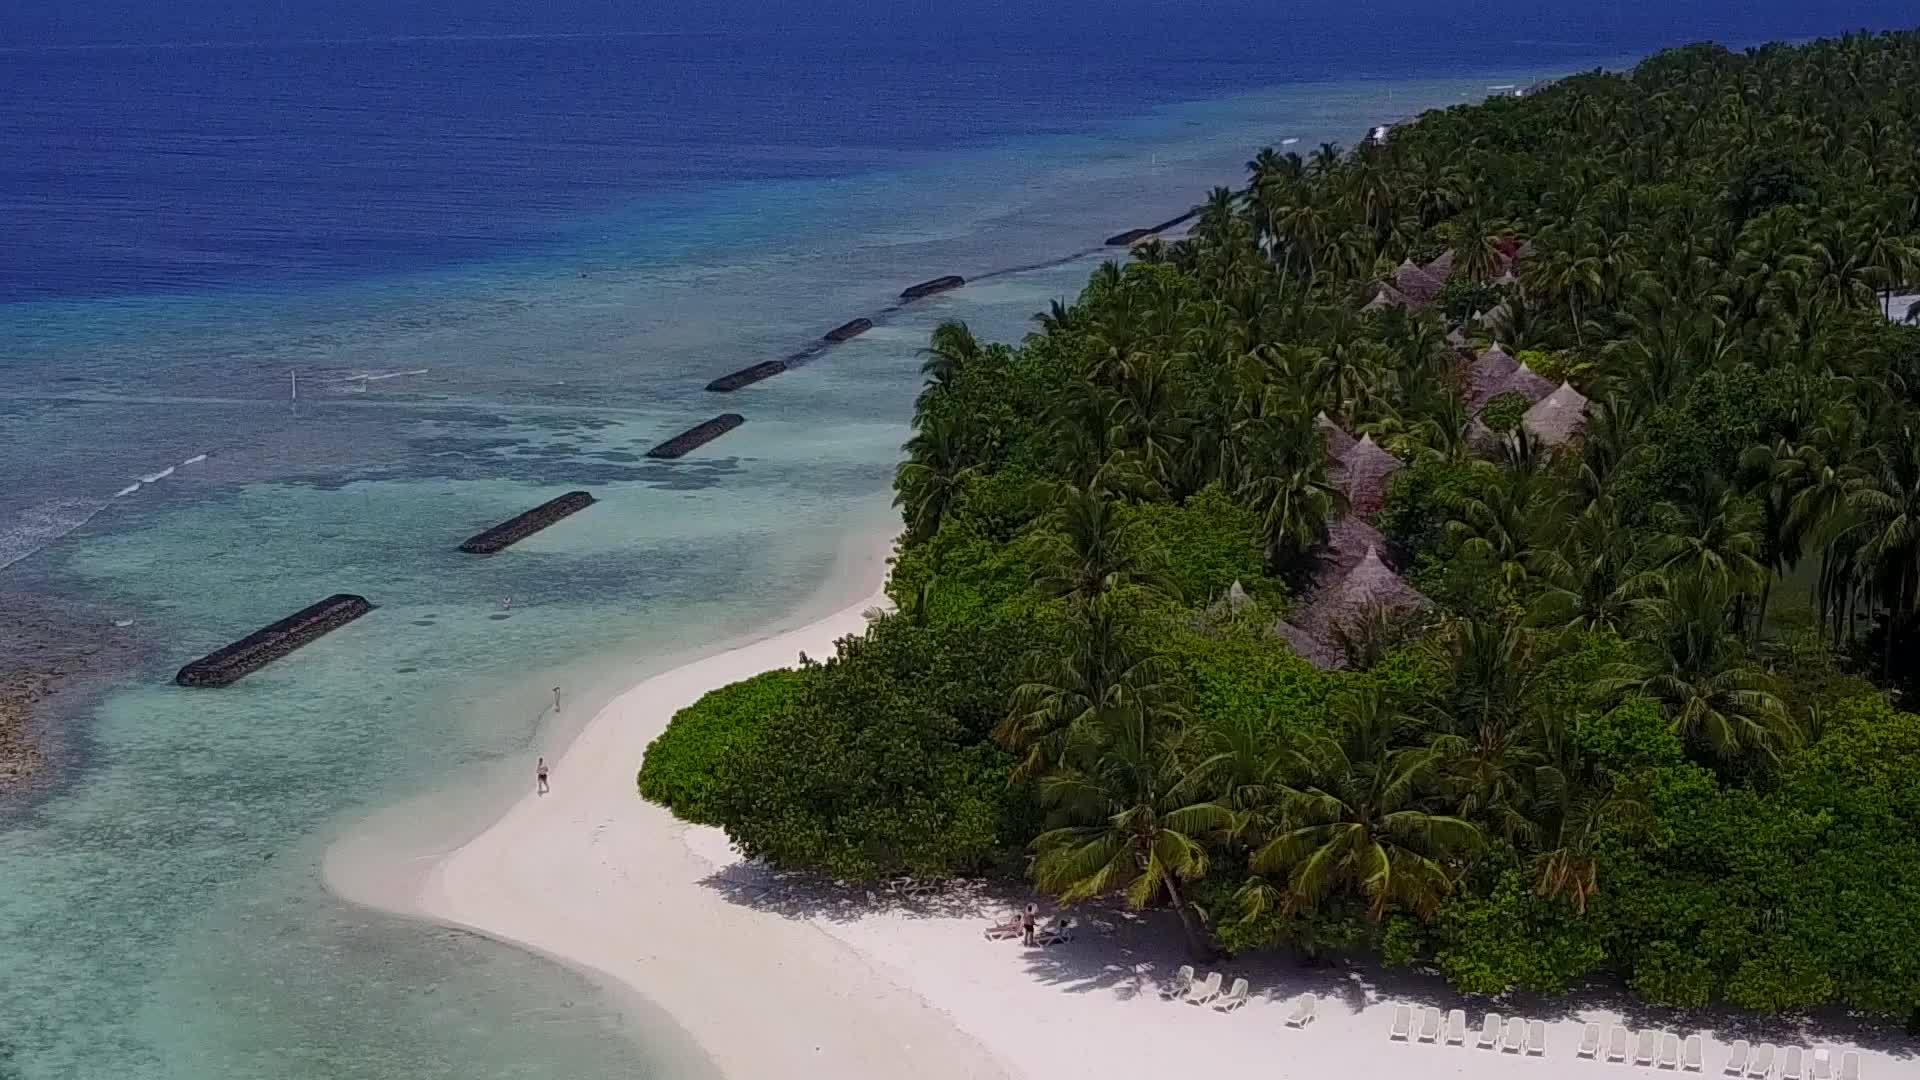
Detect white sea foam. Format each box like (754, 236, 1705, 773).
(138, 466, 175, 483)
(1281, 137, 1300, 145)
(0, 498, 110, 572)
(114, 483, 142, 498)
(181, 453, 208, 466)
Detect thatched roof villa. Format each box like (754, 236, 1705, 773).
(1275, 544, 1430, 670)
(1332, 434, 1404, 518)
(1463, 343, 1518, 409)
(1521, 381, 1592, 446)
(1422, 249, 1456, 284)
(1362, 283, 1412, 313)
(1476, 362, 1556, 413)
(1395, 259, 1445, 306)
(1317, 411, 1358, 459)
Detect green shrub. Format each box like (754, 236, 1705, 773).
(637, 668, 805, 825)
(1480, 391, 1531, 433)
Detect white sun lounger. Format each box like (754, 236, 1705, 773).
(1446, 1008, 1467, 1045)
(1839, 1051, 1860, 1080)
(1419, 1007, 1443, 1043)
(1662, 1033, 1682, 1069)
(1287, 993, 1317, 1027)
(1811, 1049, 1832, 1080)
(1212, 976, 1250, 1013)
(1184, 971, 1221, 1006)
(982, 917, 1023, 940)
(1782, 1047, 1806, 1080)
(1578, 1023, 1601, 1058)
(1159, 964, 1194, 1001)
(1751, 1043, 1777, 1078)
(1684, 1035, 1705, 1072)
(1504, 1017, 1526, 1054)
(1610, 1026, 1632, 1063)
(1478, 1012, 1502, 1050)
(1035, 916, 1076, 945)
(1637, 1030, 1660, 1066)
(1390, 1004, 1414, 1041)
(1527, 1019, 1547, 1056)
(1727, 1041, 1752, 1075)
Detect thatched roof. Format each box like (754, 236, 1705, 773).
(1395, 259, 1444, 305)
(1422, 249, 1456, 284)
(1333, 434, 1402, 517)
(1474, 301, 1512, 330)
(1278, 545, 1430, 670)
(1362, 283, 1411, 313)
(1464, 344, 1518, 409)
(1480, 363, 1556, 411)
(1522, 381, 1591, 446)
(1466, 417, 1504, 455)
(1314, 516, 1388, 587)
(1275, 620, 1346, 669)
(1317, 411, 1357, 459)
(1446, 327, 1470, 351)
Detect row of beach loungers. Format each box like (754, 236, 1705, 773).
(1391, 1005, 1547, 1054)
(981, 915, 1077, 945)
(1576, 1023, 1863, 1080)
(1385, 1009, 1866, 1080)
(1158, 966, 1317, 1023)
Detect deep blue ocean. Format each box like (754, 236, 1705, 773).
(0, 3, 1913, 1078)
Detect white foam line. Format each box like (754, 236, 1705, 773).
(138, 466, 175, 484)
(114, 483, 141, 498)
(181, 453, 208, 466)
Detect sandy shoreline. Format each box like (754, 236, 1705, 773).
(328, 522, 1918, 1080)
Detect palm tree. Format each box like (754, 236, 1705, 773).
(1027, 479, 1176, 607)
(1002, 599, 1178, 780)
(1828, 424, 1920, 673)
(1027, 662, 1228, 960)
(1528, 760, 1652, 913)
(1652, 473, 1767, 598)
(893, 412, 981, 541)
(916, 321, 982, 409)
(1596, 572, 1797, 762)
(1240, 687, 1482, 923)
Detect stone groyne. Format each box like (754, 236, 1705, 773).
(458, 491, 597, 554)
(706, 360, 788, 393)
(823, 317, 874, 342)
(1104, 227, 1156, 246)
(646, 413, 746, 459)
(175, 594, 374, 687)
(900, 275, 964, 302)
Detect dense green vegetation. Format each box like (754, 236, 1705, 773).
(640, 32, 1920, 1021)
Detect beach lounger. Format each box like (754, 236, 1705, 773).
(1184, 971, 1221, 1006)
(1527, 1019, 1546, 1056)
(1419, 1006, 1443, 1043)
(1478, 1012, 1502, 1050)
(1504, 1017, 1526, 1054)
(1685, 1035, 1705, 1072)
(1662, 1033, 1682, 1069)
(1158, 964, 1194, 1001)
(1035, 917, 1076, 945)
(1287, 993, 1317, 1028)
(1578, 1023, 1601, 1058)
(1782, 1047, 1805, 1080)
(1390, 1004, 1413, 1041)
(1446, 1008, 1467, 1045)
(1610, 1026, 1632, 1063)
(1212, 976, 1250, 1013)
(1839, 1051, 1860, 1080)
(1638, 1030, 1660, 1066)
(1750, 1043, 1776, 1078)
(1727, 1041, 1752, 1076)
(1811, 1049, 1832, 1080)
(982, 916, 1023, 940)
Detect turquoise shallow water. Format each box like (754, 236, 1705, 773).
(1, 66, 1613, 1078)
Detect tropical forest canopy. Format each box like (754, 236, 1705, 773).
(640, 32, 1920, 1022)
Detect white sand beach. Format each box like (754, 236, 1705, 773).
(330, 530, 1918, 1080)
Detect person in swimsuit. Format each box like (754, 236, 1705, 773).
(537, 756, 551, 795)
(1020, 903, 1038, 946)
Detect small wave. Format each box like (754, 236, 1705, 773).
(0, 498, 110, 572)
(1281, 137, 1300, 146)
(114, 483, 142, 498)
(181, 453, 208, 466)
(138, 466, 176, 484)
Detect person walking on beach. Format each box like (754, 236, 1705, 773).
(1020, 903, 1038, 946)
(552, 686, 562, 713)
(536, 756, 551, 795)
